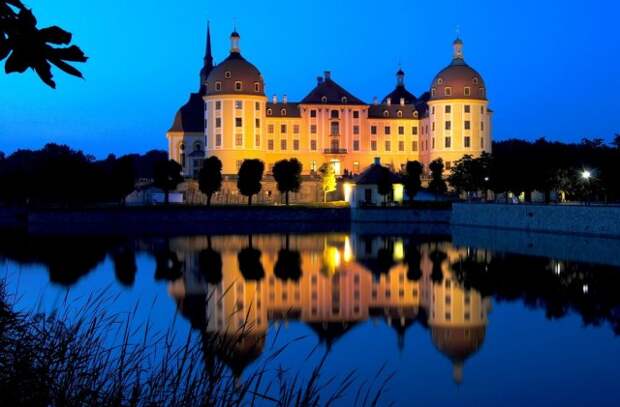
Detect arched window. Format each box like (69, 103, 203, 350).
(397, 110, 403, 118)
(413, 111, 419, 118)
(383, 110, 389, 118)
(235, 81, 242, 91)
(215, 82, 222, 91)
(464, 87, 471, 96)
(254, 82, 260, 92)
(479, 87, 486, 97)
(444, 87, 452, 97)
(341, 96, 348, 103)
(281, 108, 287, 116)
(473, 77, 479, 85)
(321, 96, 328, 103)
(437, 78, 444, 85)
(225, 71, 232, 79)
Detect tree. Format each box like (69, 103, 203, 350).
(376, 167, 393, 204)
(612, 133, 620, 149)
(272, 158, 302, 205)
(198, 156, 222, 206)
(1, 0, 87, 88)
(428, 158, 447, 197)
(237, 159, 264, 206)
(403, 160, 423, 202)
(318, 162, 336, 203)
(153, 159, 183, 204)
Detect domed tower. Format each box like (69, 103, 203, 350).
(382, 68, 417, 105)
(423, 37, 492, 170)
(204, 30, 267, 175)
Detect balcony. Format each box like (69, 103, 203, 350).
(323, 148, 348, 154)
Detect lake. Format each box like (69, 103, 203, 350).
(1, 225, 619, 406)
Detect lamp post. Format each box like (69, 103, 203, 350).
(581, 170, 591, 205)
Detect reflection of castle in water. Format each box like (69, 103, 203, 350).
(167, 234, 491, 383)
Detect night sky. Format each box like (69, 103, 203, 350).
(1, 0, 619, 157)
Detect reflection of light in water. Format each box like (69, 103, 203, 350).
(323, 246, 341, 275)
(583, 284, 589, 294)
(344, 236, 353, 262)
(393, 240, 404, 261)
(554, 262, 562, 275)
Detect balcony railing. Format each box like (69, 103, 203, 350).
(323, 148, 347, 154)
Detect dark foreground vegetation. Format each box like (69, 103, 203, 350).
(0, 278, 390, 406)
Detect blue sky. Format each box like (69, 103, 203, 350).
(1, 0, 619, 157)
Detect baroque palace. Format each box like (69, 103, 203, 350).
(167, 24, 492, 180)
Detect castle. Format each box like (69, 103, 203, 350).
(167, 24, 492, 178)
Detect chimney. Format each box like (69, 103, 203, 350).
(282, 94, 288, 104)
(324, 70, 331, 80)
(400, 97, 405, 106)
(272, 95, 278, 104)
(373, 96, 378, 105)
(374, 157, 381, 166)
(317, 76, 323, 84)
(387, 97, 391, 106)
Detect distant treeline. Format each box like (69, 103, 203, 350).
(0, 144, 168, 206)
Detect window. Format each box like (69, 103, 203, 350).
(371, 125, 377, 135)
(480, 87, 486, 97)
(413, 110, 419, 118)
(353, 111, 360, 119)
(481, 106, 485, 114)
(481, 137, 485, 148)
(234, 81, 242, 91)
(437, 78, 444, 85)
(255, 118, 260, 128)
(268, 139, 274, 150)
(464, 120, 471, 130)
(353, 125, 359, 135)
(321, 96, 327, 103)
(268, 124, 274, 133)
(310, 109, 317, 118)
(255, 102, 260, 110)
(383, 110, 389, 117)
(432, 122, 435, 131)
(331, 110, 339, 119)
(481, 121, 485, 131)
(215, 117, 222, 128)
(293, 124, 300, 134)
(464, 136, 471, 148)
(254, 82, 260, 92)
(464, 105, 471, 113)
(385, 140, 391, 151)
(397, 110, 403, 118)
(267, 108, 272, 116)
(281, 140, 287, 150)
(464, 87, 471, 96)
(473, 77, 479, 85)
(445, 312, 452, 321)
(215, 101, 221, 110)
(341, 96, 348, 103)
(431, 88, 436, 97)
(235, 134, 243, 146)
(310, 140, 317, 151)
(384, 126, 391, 135)
(215, 134, 222, 147)
(412, 126, 418, 135)
(445, 137, 451, 148)
(215, 82, 222, 91)
(371, 140, 377, 151)
(432, 138, 435, 149)
(353, 140, 360, 151)
(445, 121, 451, 130)
(398, 126, 404, 135)
(432, 106, 435, 115)
(310, 124, 317, 134)
(235, 117, 242, 127)
(224, 71, 231, 78)
(331, 121, 339, 135)
(399, 141, 404, 151)
(281, 124, 287, 133)
(311, 160, 317, 172)
(281, 108, 287, 116)
(353, 161, 360, 172)
(445, 87, 452, 96)
(412, 141, 418, 151)
(255, 133, 260, 146)
(293, 140, 300, 150)
(445, 105, 451, 113)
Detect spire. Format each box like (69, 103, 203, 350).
(453, 32, 464, 61)
(396, 66, 405, 87)
(230, 29, 240, 54)
(200, 21, 214, 93)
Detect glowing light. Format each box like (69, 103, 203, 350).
(554, 262, 562, 275)
(581, 170, 591, 180)
(343, 236, 353, 262)
(393, 183, 404, 203)
(343, 182, 353, 203)
(393, 240, 404, 261)
(583, 284, 589, 294)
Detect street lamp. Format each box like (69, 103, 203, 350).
(581, 169, 592, 205)
(581, 170, 591, 180)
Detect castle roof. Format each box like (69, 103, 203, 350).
(168, 92, 204, 133)
(301, 73, 365, 105)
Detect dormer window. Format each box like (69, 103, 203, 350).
(341, 96, 348, 103)
(480, 87, 486, 97)
(267, 108, 272, 116)
(235, 81, 242, 91)
(225, 71, 232, 79)
(215, 81, 222, 91)
(437, 78, 444, 85)
(473, 77, 479, 85)
(254, 82, 260, 92)
(431, 88, 436, 97)
(444, 87, 452, 96)
(464, 87, 471, 96)
(397, 110, 403, 118)
(383, 110, 389, 118)
(321, 96, 328, 103)
(281, 108, 287, 116)
(413, 111, 419, 118)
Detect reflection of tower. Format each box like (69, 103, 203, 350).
(420, 242, 491, 384)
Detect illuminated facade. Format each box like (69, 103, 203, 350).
(167, 25, 492, 177)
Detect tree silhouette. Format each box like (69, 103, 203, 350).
(272, 158, 302, 205)
(376, 166, 394, 205)
(237, 236, 264, 281)
(403, 160, 423, 202)
(198, 156, 222, 206)
(428, 159, 447, 197)
(153, 159, 183, 204)
(430, 249, 447, 283)
(318, 162, 336, 203)
(1, 0, 87, 88)
(199, 241, 222, 285)
(405, 241, 422, 281)
(274, 235, 302, 281)
(237, 159, 264, 206)
(112, 245, 137, 287)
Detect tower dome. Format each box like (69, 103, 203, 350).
(430, 38, 486, 100)
(205, 30, 265, 96)
(382, 68, 417, 105)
